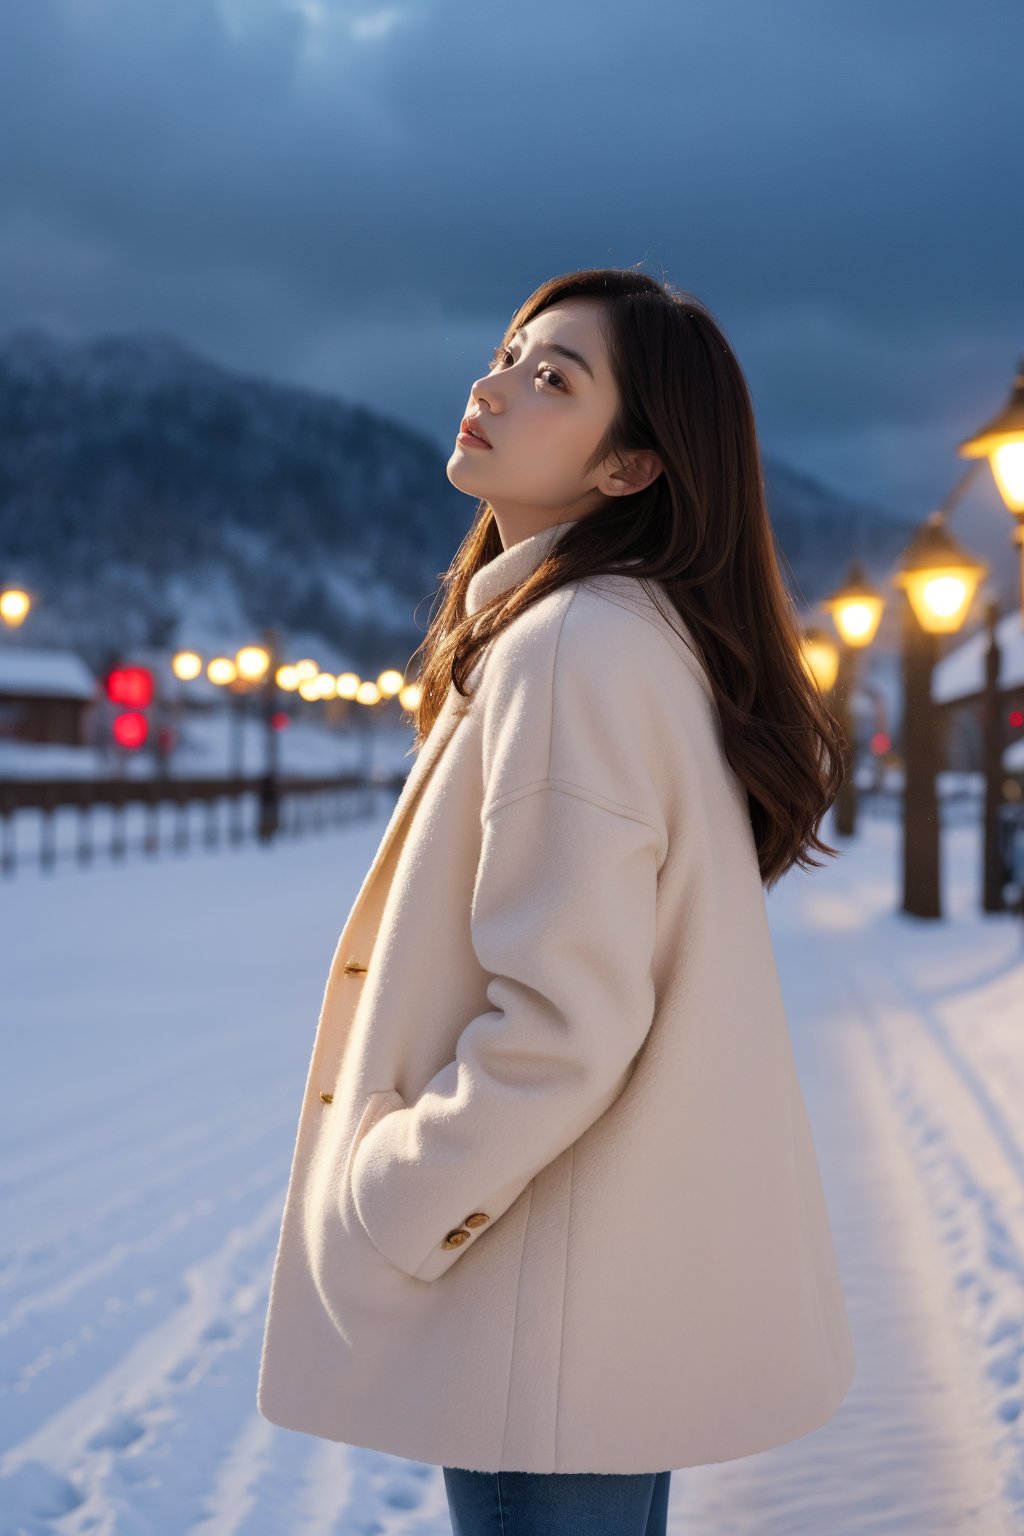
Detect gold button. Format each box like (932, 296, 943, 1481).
(464, 1212, 490, 1228)
(343, 958, 368, 976)
(319, 1090, 334, 1103)
(442, 1228, 471, 1249)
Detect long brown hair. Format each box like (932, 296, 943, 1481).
(408, 267, 845, 891)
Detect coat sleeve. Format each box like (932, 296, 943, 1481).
(349, 779, 666, 1280)
(348, 586, 675, 1284)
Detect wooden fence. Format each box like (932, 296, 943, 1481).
(0, 771, 402, 877)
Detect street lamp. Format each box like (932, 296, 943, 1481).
(821, 559, 886, 837)
(254, 628, 281, 843)
(0, 588, 31, 628)
(799, 626, 840, 694)
(206, 656, 244, 776)
(892, 511, 987, 919)
(957, 355, 1024, 514)
(955, 362, 1024, 912)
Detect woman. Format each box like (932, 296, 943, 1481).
(257, 267, 857, 1535)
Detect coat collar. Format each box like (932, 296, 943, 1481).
(465, 519, 581, 617)
(336, 519, 582, 950)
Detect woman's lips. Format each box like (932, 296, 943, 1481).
(457, 422, 492, 448)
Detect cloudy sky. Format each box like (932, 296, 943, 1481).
(2, 0, 1021, 520)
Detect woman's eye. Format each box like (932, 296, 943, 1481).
(490, 348, 566, 391)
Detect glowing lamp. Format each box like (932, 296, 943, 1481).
(173, 650, 202, 681)
(892, 512, 987, 634)
(799, 627, 840, 693)
(958, 357, 1024, 515)
(0, 587, 31, 626)
(822, 559, 885, 648)
(377, 669, 405, 697)
(236, 645, 270, 681)
(106, 665, 154, 708)
(113, 711, 148, 750)
(207, 657, 237, 685)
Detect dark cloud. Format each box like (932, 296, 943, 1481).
(1, 0, 1022, 515)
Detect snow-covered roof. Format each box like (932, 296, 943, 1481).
(932, 608, 1024, 705)
(0, 645, 97, 700)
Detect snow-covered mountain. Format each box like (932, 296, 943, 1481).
(0, 326, 918, 677)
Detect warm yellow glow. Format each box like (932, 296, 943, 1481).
(356, 680, 382, 705)
(957, 361, 1024, 514)
(399, 682, 422, 712)
(896, 567, 981, 634)
(924, 576, 966, 618)
(236, 645, 270, 681)
(377, 668, 405, 697)
(275, 664, 300, 690)
(294, 659, 319, 681)
(208, 657, 237, 685)
(315, 671, 337, 698)
(990, 439, 1024, 514)
(172, 650, 203, 681)
(831, 596, 884, 648)
(298, 680, 320, 701)
(822, 561, 885, 650)
(799, 633, 840, 693)
(335, 672, 360, 699)
(0, 588, 31, 626)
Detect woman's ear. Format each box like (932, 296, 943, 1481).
(600, 449, 664, 498)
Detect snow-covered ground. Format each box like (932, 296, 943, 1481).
(2, 796, 1024, 1533)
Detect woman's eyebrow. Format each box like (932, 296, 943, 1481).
(509, 327, 595, 381)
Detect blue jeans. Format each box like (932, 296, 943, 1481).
(442, 1466, 672, 1535)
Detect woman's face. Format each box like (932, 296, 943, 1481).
(446, 297, 660, 546)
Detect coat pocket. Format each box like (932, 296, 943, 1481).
(342, 1088, 406, 1209)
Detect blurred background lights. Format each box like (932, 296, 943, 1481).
(172, 650, 203, 681)
(0, 587, 31, 626)
(207, 657, 237, 685)
(235, 645, 270, 681)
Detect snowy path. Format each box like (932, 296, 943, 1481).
(669, 814, 1024, 1534)
(1, 802, 1023, 1533)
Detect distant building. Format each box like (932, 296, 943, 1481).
(931, 609, 1024, 777)
(0, 646, 98, 746)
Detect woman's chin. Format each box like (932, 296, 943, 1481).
(446, 454, 490, 492)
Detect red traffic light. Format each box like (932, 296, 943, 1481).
(106, 665, 154, 709)
(113, 711, 149, 750)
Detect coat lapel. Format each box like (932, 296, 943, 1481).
(339, 682, 469, 932)
(339, 521, 577, 945)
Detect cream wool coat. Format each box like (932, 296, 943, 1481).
(256, 518, 857, 1474)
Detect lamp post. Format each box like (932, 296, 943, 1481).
(979, 594, 1007, 912)
(821, 559, 886, 837)
(892, 511, 987, 919)
(958, 360, 1024, 914)
(257, 627, 281, 843)
(233, 639, 280, 843)
(957, 355, 1024, 622)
